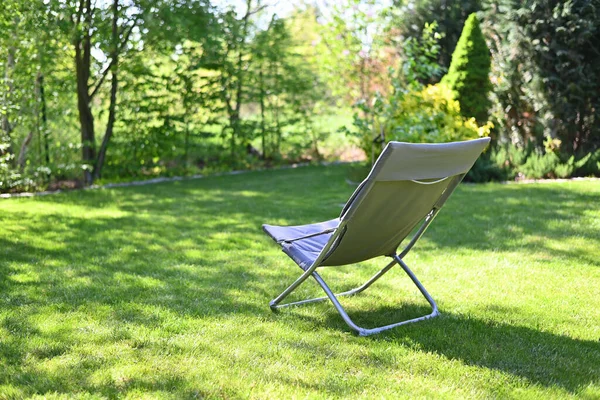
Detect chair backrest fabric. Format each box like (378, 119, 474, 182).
(321, 138, 490, 266)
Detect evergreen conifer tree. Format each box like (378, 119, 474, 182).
(442, 13, 491, 123)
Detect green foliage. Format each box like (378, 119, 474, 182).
(481, 1, 543, 149)
(519, 151, 561, 180)
(387, 0, 482, 75)
(2, 0, 599, 190)
(466, 143, 526, 182)
(0, 0, 343, 191)
(308, 0, 394, 103)
(249, 16, 330, 161)
(398, 22, 446, 85)
(517, 149, 593, 180)
(575, 148, 600, 177)
(466, 155, 508, 182)
(516, 0, 600, 154)
(442, 13, 492, 123)
(466, 142, 596, 182)
(481, 0, 600, 157)
(0, 135, 19, 191)
(343, 22, 442, 158)
(345, 22, 491, 162)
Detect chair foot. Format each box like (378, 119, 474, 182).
(355, 310, 440, 336)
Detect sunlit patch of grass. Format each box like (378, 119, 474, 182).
(1, 165, 599, 398)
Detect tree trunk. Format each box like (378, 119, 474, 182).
(273, 63, 281, 155)
(1, 45, 16, 163)
(93, 0, 120, 182)
(17, 131, 34, 170)
(37, 73, 50, 165)
(75, 50, 95, 183)
(74, 0, 95, 184)
(259, 68, 266, 159)
(184, 124, 190, 167)
(93, 70, 117, 181)
(230, 113, 238, 160)
(228, 0, 253, 162)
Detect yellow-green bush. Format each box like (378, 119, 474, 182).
(383, 84, 493, 144)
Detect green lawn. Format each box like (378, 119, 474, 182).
(1, 165, 599, 399)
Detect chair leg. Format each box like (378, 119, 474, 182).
(271, 255, 439, 336)
(269, 264, 318, 311)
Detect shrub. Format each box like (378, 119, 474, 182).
(466, 141, 597, 182)
(383, 83, 493, 144)
(575, 149, 600, 177)
(466, 155, 509, 182)
(466, 143, 528, 182)
(518, 151, 560, 179)
(442, 13, 492, 123)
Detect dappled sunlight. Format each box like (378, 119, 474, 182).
(1, 165, 599, 397)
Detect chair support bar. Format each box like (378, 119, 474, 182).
(270, 258, 397, 309)
(269, 254, 439, 336)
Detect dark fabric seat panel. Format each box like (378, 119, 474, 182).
(262, 219, 340, 270)
(281, 239, 326, 271)
(262, 219, 339, 243)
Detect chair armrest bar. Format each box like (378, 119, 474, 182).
(277, 228, 337, 244)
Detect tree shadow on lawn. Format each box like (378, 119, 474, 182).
(0, 166, 351, 315)
(0, 210, 275, 316)
(414, 183, 600, 267)
(0, 213, 284, 396)
(29, 168, 600, 268)
(32, 165, 354, 225)
(94, 171, 600, 266)
(0, 166, 352, 326)
(7, 171, 597, 326)
(298, 303, 599, 395)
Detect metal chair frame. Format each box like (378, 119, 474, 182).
(269, 202, 445, 336)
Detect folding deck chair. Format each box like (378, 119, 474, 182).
(263, 138, 490, 336)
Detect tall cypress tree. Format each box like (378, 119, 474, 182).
(442, 13, 491, 123)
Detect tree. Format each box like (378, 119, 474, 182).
(479, 0, 544, 147)
(389, 0, 482, 75)
(196, 0, 266, 163)
(517, 0, 600, 154)
(248, 15, 328, 160)
(0, 0, 65, 179)
(307, 1, 397, 105)
(60, 0, 141, 183)
(442, 13, 491, 123)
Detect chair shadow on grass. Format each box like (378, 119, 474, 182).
(424, 183, 600, 267)
(308, 302, 599, 395)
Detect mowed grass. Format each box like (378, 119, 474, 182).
(1, 165, 599, 399)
